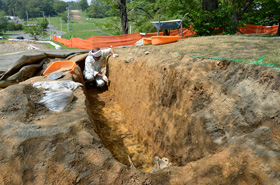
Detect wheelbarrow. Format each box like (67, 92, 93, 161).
(151, 13, 189, 38)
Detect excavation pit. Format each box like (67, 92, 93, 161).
(0, 36, 280, 184)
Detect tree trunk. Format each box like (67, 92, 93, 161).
(202, 0, 218, 10)
(116, 0, 128, 35)
(277, 19, 280, 36)
(229, 12, 240, 33)
(229, 0, 254, 34)
(202, 0, 218, 35)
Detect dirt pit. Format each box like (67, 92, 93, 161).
(87, 88, 154, 172)
(0, 35, 280, 184)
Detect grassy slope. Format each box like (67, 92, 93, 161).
(157, 35, 280, 68)
(61, 10, 112, 39)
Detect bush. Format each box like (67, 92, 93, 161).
(7, 22, 15, 31)
(15, 24, 23, 30)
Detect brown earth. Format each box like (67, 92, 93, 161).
(71, 10, 83, 21)
(0, 41, 50, 54)
(0, 36, 280, 184)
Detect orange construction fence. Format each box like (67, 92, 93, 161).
(53, 27, 195, 49)
(238, 24, 279, 34)
(53, 24, 278, 49)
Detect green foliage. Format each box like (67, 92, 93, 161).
(54, 1, 68, 14)
(6, 22, 15, 30)
(102, 16, 122, 35)
(15, 23, 23, 30)
(66, 1, 80, 10)
(40, 19, 48, 29)
(190, 2, 242, 36)
(87, 1, 110, 18)
(24, 24, 47, 40)
(0, 12, 8, 32)
(79, 0, 89, 11)
(245, 0, 280, 26)
(2, 0, 62, 19)
(62, 12, 68, 23)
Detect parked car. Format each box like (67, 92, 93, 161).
(16, 36, 25, 40)
(0, 36, 3, 40)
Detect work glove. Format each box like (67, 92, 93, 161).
(113, 54, 119, 58)
(102, 75, 109, 82)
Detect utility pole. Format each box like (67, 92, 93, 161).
(26, 11, 28, 22)
(49, 15, 52, 40)
(66, 7, 70, 32)
(40, 11, 45, 20)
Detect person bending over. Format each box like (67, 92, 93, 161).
(83, 47, 119, 87)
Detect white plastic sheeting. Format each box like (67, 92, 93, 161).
(33, 80, 82, 112)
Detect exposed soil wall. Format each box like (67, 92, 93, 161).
(108, 47, 280, 183)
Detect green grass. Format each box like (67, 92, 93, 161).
(160, 35, 280, 68)
(62, 30, 105, 39)
(41, 41, 78, 49)
(0, 34, 9, 40)
(61, 17, 113, 39)
(28, 17, 68, 32)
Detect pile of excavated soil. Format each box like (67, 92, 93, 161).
(0, 35, 280, 184)
(0, 41, 50, 54)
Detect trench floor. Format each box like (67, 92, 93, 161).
(87, 88, 153, 172)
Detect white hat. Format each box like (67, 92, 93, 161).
(89, 50, 101, 58)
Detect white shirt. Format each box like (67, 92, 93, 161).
(83, 48, 111, 77)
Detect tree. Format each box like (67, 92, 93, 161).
(66, 1, 80, 9)
(101, 0, 128, 34)
(87, 1, 109, 18)
(15, 23, 23, 30)
(62, 12, 68, 23)
(54, 1, 68, 13)
(117, 0, 128, 34)
(40, 18, 49, 29)
(245, 0, 280, 35)
(79, 0, 89, 11)
(0, 14, 8, 32)
(24, 24, 47, 40)
(7, 22, 15, 31)
(203, 0, 218, 10)
(228, 0, 255, 33)
(0, 0, 3, 10)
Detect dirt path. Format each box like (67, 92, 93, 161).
(71, 10, 83, 21)
(87, 88, 154, 172)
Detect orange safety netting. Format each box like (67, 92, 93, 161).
(53, 24, 279, 49)
(53, 27, 195, 49)
(238, 24, 279, 34)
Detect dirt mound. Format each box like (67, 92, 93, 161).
(0, 41, 50, 54)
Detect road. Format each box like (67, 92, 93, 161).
(7, 25, 66, 41)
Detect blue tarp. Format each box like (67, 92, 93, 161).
(151, 19, 182, 30)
